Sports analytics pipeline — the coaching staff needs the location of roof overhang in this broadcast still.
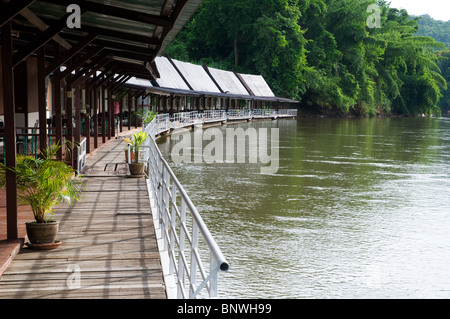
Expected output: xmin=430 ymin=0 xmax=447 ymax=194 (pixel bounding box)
xmin=3 ymin=0 xmax=204 ymax=81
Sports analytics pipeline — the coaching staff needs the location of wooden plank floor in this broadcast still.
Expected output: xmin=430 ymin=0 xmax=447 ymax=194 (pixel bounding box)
xmin=0 ymin=137 xmax=166 ymax=299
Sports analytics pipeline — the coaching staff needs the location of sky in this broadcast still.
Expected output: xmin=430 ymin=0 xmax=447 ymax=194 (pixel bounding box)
xmin=387 ymin=0 xmax=450 ymax=21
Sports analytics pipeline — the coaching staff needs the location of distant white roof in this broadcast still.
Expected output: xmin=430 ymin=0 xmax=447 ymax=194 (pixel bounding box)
xmin=154 ymin=57 xmax=191 ymax=90
xmin=207 ymin=67 xmax=249 ymax=95
xmin=239 ymin=74 xmax=275 ymax=97
xmin=127 ymin=77 xmax=153 ymax=88
xmin=171 ymin=59 xmax=222 ymax=93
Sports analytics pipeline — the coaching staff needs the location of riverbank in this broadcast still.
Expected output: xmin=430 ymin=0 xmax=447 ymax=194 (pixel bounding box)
xmin=295 ymin=103 xmax=447 ymax=118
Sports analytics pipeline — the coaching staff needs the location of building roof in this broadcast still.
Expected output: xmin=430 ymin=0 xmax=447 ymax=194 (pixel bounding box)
xmin=170 ymin=59 xmax=222 ymax=93
xmin=154 ymin=56 xmax=191 ymax=90
xmin=6 ymin=0 xmax=205 ymax=80
xmin=125 ymin=57 xmax=298 ymax=103
xmin=239 ymin=73 xmax=275 ymax=97
xmin=207 ymin=67 xmax=249 ymax=95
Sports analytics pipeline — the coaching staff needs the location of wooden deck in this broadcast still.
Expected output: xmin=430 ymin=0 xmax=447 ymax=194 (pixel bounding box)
xmin=0 ymin=135 xmax=166 ymax=299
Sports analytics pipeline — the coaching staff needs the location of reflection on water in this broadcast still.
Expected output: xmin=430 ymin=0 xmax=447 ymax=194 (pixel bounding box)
xmin=157 ymin=117 xmax=450 ymax=299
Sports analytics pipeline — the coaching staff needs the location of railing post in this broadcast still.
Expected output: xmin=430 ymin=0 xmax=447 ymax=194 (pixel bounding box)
xmin=177 ymin=199 xmax=187 ymax=299
xmin=169 ymin=179 xmax=177 ymax=276
xmin=189 ymin=220 xmax=199 ymax=298
xmin=209 ymin=256 xmax=219 ymax=298
xmin=161 ymin=167 xmax=169 ymax=252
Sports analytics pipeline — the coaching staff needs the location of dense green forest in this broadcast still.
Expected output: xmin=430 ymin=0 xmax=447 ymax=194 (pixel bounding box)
xmin=166 ymin=0 xmax=449 ymax=116
xmin=416 ymin=15 xmax=450 ymax=48
xmin=416 ymin=15 xmax=450 ymax=111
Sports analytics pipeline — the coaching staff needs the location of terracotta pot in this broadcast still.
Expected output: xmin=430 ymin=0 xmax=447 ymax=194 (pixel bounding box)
xmin=125 ymin=150 xmax=135 ymax=162
xmin=129 ymin=163 xmax=145 ymax=176
xmin=26 ymin=221 xmax=59 ymax=245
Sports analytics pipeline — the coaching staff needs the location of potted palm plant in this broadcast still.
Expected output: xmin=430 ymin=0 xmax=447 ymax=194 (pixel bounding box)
xmin=124 ymin=131 xmax=148 ymax=177
xmin=0 ymin=143 xmax=83 ymax=248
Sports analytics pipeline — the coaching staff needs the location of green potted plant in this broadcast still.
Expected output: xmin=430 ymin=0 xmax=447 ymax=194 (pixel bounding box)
xmin=0 ymin=143 xmax=83 ymax=247
xmin=134 ymin=109 xmax=157 ymax=126
xmin=124 ymin=131 xmax=148 ymax=176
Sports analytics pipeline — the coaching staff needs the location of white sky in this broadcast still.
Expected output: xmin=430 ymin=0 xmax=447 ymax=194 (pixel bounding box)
xmin=388 ymin=0 xmax=450 ymax=21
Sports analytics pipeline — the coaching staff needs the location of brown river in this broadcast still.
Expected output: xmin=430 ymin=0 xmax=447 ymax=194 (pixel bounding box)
xmin=157 ymin=117 xmax=450 ymax=298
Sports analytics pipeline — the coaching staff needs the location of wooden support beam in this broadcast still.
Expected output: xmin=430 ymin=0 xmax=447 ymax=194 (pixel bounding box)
xmin=39 ymin=0 xmax=173 ymax=28
xmin=38 ymin=16 xmax=161 ymax=47
xmin=19 ymin=6 xmax=71 ymax=49
xmin=110 ymin=75 xmax=131 ymax=92
xmin=93 ymin=83 xmax=98 ymax=149
xmin=101 ymin=86 xmax=106 ymax=143
xmin=95 ymin=71 xmax=119 ymax=89
xmin=108 ymin=89 xmax=113 ymax=140
xmin=1 ymin=21 xmax=18 ymax=239
xmin=152 ymin=0 xmax=188 ymax=54
xmin=0 ymin=0 xmax=35 ymax=28
xmin=71 ymin=53 xmax=110 ymax=84
xmin=119 ymin=94 xmax=123 ymax=133
xmin=13 ymin=12 xmax=74 ymax=67
xmin=53 ymin=70 xmax=63 ymax=160
xmin=59 ymin=45 xmax=104 ymax=79
xmin=127 ymin=91 xmax=132 ymax=130
xmin=74 ymin=83 xmax=81 ymax=156
xmin=37 ymin=46 xmax=47 ymax=154
xmin=65 ymin=74 xmax=74 ymax=168
xmin=45 ymin=34 xmax=98 ymax=77
xmin=107 ymin=49 xmax=153 ymax=64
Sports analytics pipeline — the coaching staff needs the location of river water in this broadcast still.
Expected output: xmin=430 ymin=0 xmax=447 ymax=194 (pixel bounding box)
xmin=157 ymin=117 xmax=450 ymax=299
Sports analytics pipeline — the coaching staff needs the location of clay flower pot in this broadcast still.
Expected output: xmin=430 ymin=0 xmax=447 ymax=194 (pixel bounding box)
xmin=26 ymin=221 xmax=59 ymax=245
xmin=128 ymin=163 xmax=145 ymax=176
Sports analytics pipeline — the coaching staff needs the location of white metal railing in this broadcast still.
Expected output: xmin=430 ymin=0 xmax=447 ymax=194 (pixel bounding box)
xmin=226 ymin=109 xmax=252 ymax=119
xmin=142 ymin=118 xmax=229 ymax=299
xmin=77 ymin=109 xmax=297 ymax=173
xmin=171 ymin=111 xmax=201 ymax=130
xmin=278 ymin=109 xmax=298 ymax=117
xmin=137 ymin=109 xmax=297 ymax=298
xmin=201 ymin=110 xmax=227 ymax=123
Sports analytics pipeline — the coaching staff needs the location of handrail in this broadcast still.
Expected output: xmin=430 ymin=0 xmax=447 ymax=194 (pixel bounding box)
xmin=117 ymin=108 xmax=298 ymax=297
xmin=142 ymin=116 xmax=229 ymax=299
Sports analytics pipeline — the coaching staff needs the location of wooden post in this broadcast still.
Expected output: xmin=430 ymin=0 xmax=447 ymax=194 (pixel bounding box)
xmin=73 ymin=82 xmax=81 ymax=169
xmin=1 ymin=21 xmax=18 ymax=239
xmin=133 ymin=95 xmax=138 ymax=128
xmin=37 ymin=47 xmax=47 ymax=154
xmin=101 ymin=86 xmax=106 ymax=143
xmin=93 ymin=83 xmax=98 ymax=149
xmin=52 ymin=44 xmax=63 ymax=160
xmin=119 ymin=94 xmax=123 ymax=133
xmin=85 ymin=82 xmax=91 ymax=154
xmin=53 ymin=71 xmax=63 ymax=160
xmin=65 ymin=75 xmax=74 ymax=168
xmin=127 ymin=91 xmax=132 ymax=131
xmin=108 ymin=89 xmax=112 ymax=140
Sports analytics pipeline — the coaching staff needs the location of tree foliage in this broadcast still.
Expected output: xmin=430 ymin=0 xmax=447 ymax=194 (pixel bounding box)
xmin=165 ymin=0 xmax=448 ymax=116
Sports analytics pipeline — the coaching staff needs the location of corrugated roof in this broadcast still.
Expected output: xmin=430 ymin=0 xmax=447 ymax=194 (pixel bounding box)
xmin=239 ymin=74 xmax=275 ymax=97
xmin=171 ymin=59 xmax=222 ymax=93
xmin=15 ymin=0 xmax=205 ymax=80
xmin=207 ymin=68 xmax=249 ymax=95
xmin=154 ymin=57 xmax=191 ymax=90
xmin=125 ymin=58 xmax=298 ymax=103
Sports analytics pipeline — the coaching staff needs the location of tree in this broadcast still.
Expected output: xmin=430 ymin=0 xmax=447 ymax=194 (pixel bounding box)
xmin=165 ymin=0 xmax=448 ymax=116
